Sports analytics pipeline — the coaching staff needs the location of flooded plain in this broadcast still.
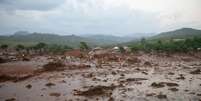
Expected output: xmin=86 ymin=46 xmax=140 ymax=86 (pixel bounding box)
xmin=0 ymin=53 xmax=201 ymax=101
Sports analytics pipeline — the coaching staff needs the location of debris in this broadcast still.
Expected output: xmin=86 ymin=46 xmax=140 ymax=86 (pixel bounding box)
xmin=126 ymin=78 xmax=148 ymax=82
xmin=151 ymin=82 xmax=165 ymax=88
xmin=162 ymin=82 xmax=179 ymax=87
xmin=0 ymin=75 xmax=32 ymax=82
xmin=5 ymin=98 xmax=16 ymax=101
xmin=0 ymin=57 xmax=8 ymax=63
xmin=144 ymin=61 xmax=152 ymax=66
xmin=49 ymin=92 xmax=61 ymax=97
xmin=126 ymin=57 xmax=141 ymax=64
xmin=67 ymin=63 xmax=91 ymax=70
xmin=108 ymin=97 xmax=114 ymax=101
xmin=157 ymin=93 xmax=167 ymax=99
xmin=146 ymin=93 xmax=156 ymax=97
xmin=176 ymin=74 xmax=185 ymax=80
xmin=190 ymin=69 xmax=201 ymax=74
xmin=45 ymin=82 xmax=55 ymax=87
xmin=26 ymin=84 xmax=32 ymax=89
xmin=142 ymin=71 xmax=148 ymax=75
xmin=74 ymin=85 xmax=116 ymax=96
xmin=111 ymin=71 xmax=117 ymax=75
xmin=151 ymin=82 xmax=179 ymax=88
xmin=168 ymin=72 xmax=174 ymax=75
xmin=22 ymin=57 xmax=30 ymax=61
xmin=168 ymin=88 xmax=179 ymax=92
xmin=42 ymin=61 xmax=65 ymax=72
xmin=197 ymin=94 xmax=201 ymax=96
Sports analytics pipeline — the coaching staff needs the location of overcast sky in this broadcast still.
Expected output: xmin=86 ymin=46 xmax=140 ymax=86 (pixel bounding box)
xmin=0 ymin=0 xmax=201 ymax=36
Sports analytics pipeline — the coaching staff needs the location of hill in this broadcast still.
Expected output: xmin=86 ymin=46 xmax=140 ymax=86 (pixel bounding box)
xmin=0 ymin=31 xmax=134 ymax=47
xmin=152 ymin=28 xmax=201 ymax=40
xmin=123 ymin=28 xmax=201 ymax=46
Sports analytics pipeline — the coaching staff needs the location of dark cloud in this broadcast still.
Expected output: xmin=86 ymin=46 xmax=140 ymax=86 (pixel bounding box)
xmin=0 ymin=0 xmax=65 ymax=11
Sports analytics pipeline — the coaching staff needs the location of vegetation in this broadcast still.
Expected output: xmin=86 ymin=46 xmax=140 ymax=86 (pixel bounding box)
xmin=0 ymin=44 xmax=8 ymax=50
xmin=119 ymin=46 xmax=125 ymax=53
xmin=47 ymin=44 xmax=73 ymax=54
xmin=80 ymin=42 xmax=89 ymax=51
xmin=129 ymin=37 xmax=201 ymax=53
xmin=15 ymin=44 xmax=25 ymax=52
xmin=2 ymin=42 xmax=72 ymax=55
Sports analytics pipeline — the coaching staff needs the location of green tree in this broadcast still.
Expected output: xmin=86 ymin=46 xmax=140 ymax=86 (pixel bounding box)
xmin=119 ymin=46 xmax=125 ymax=53
xmin=0 ymin=44 xmax=8 ymax=50
xmin=80 ymin=42 xmax=89 ymax=51
xmin=34 ymin=42 xmax=47 ymax=54
xmin=15 ymin=44 xmax=25 ymax=52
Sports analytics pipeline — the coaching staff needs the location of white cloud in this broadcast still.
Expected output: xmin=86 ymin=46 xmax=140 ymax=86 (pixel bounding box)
xmin=0 ymin=0 xmax=201 ymax=35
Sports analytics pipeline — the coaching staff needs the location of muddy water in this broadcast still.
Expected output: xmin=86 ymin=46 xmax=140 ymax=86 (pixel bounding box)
xmin=0 ymin=55 xmax=201 ymax=101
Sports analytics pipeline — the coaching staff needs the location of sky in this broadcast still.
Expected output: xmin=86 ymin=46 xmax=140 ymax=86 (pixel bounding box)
xmin=0 ymin=0 xmax=201 ymax=36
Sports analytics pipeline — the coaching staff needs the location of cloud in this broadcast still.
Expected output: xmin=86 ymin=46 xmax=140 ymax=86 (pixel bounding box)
xmin=0 ymin=0 xmax=65 ymax=11
xmin=0 ymin=0 xmax=201 ymax=35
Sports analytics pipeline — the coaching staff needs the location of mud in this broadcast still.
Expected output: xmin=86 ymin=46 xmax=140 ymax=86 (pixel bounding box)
xmin=0 ymin=52 xmax=201 ymax=101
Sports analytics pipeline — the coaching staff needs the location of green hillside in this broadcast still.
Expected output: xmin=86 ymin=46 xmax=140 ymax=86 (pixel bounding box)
xmin=152 ymin=28 xmax=201 ymax=40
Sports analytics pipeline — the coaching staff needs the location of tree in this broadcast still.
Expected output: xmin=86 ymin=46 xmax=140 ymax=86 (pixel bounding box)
xmin=0 ymin=44 xmax=8 ymax=50
xmin=15 ymin=44 xmax=25 ymax=52
xmin=34 ymin=42 xmax=47 ymax=54
xmin=140 ymin=38 xmax=146 ymax=50
xmin=140 ymin=38 xmax=146 ymax=45
xmin=35 ymin=42 xmax=47 ymax=49
xmin=119 ymin=46 xmax=125 ymax=53
xmin=80 ymin=42 xmax=89 ymax=51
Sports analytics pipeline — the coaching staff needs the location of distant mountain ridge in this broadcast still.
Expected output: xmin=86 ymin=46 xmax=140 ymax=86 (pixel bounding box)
xmin=123 ymin=28 xmax=201 ymax=46
xmin=0 ymin=31 xmax=135 ymax=47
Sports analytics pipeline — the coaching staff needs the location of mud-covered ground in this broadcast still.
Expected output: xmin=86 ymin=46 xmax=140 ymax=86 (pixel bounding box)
xmin=0 ymin=53 xmax=201 ymax=101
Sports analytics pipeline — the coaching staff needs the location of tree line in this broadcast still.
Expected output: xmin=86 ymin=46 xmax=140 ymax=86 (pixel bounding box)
xmin=129 ymin=37 xmax=201 ymax=53
xmin=0 ymin=42 xmax=90 ymax=54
